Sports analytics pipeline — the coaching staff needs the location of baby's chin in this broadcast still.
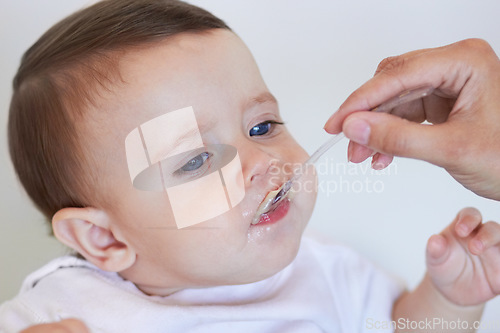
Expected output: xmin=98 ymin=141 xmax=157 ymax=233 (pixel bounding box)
xmin=243 ymin=217 xmax=307 ymax=279
xmin=232 ymin=236 xmax=303 ymax=285
xmin=203 ymin=186 xmax=315 ymax=284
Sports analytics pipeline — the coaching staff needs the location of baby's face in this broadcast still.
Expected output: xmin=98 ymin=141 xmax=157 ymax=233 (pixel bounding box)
xmin=87 ymin=30 xmax=316 ymax=294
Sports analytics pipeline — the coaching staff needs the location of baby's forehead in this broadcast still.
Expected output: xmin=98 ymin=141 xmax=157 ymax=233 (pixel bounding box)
xmin=96 ymin=32 xmax=235 ymax=97
xmin=116 ymin=30 xmax=239 ymax=81
xmin=82 ymin=29 xmax=265 ymax=150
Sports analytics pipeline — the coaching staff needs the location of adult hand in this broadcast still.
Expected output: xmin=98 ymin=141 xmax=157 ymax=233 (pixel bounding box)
xmin=324 ymin=39 xmax=500 ymax=201
xmin=20 ymin=319 xmax=89 ymax=333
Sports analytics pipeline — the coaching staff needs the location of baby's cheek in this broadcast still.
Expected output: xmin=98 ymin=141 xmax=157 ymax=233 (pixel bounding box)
xmin=293 ymin=146 xmax=310 ymax=164
xmin=281 ymin=146 xmax=309 ymax=175
xmin=111 ymin=190 xmax=178 ymax=240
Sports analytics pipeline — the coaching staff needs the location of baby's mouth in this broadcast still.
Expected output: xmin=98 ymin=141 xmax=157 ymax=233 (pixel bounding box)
xmin=252 ymin=182 xmax=293 ymax=225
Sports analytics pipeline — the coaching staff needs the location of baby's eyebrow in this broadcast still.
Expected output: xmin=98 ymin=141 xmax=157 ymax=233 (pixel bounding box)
xmin=245 ymin=92 xmax=278 ymax=111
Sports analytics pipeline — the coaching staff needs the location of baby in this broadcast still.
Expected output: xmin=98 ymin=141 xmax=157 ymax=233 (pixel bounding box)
xmin=2 ymin=1 xmax=499 ymax=332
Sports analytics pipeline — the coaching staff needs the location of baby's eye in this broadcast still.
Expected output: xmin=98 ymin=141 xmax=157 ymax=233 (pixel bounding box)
xmin=249 ymin=121 xmax=283 ymax=137
xmin=179 ymin=152 xmax=212 ymax=172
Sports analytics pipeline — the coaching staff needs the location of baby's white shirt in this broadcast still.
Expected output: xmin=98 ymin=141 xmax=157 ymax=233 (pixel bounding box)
xmin=0 ymin=237 xmax=403 ymax=333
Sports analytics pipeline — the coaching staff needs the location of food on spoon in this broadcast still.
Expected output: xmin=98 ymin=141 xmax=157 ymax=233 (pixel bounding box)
xmin=255 ymin=188 xmax=280 ymax=217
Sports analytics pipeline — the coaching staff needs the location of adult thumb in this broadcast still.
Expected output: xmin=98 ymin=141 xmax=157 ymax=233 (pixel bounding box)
xmin=342 ymin=111 xmax=455 ymax=167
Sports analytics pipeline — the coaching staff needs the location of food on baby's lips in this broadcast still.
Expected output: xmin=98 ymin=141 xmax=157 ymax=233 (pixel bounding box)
xmin=252 ymin=182 xmax=296 ymax=225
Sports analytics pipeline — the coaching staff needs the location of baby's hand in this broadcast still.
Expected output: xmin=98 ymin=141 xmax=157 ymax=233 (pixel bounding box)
xmin=426 ymin=207 xmax=500 ymax=306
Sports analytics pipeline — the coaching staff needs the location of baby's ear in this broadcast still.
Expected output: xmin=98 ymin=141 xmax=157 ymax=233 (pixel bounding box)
xmin=52 ymin=207 xmax=136 ymax=272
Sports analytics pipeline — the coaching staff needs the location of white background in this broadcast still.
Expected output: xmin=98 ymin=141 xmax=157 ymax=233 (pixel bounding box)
xmin=1 ymin=0 xmax=499 ymax=329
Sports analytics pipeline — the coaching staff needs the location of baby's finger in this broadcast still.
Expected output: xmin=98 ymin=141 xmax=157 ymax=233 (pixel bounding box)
xmin=426 ymin=234 xmax=450 ymax=266
xmin=469 ymin=221 xmax=500 ymax=255
xmin=454 ymin=207 xmax=482 ymax=238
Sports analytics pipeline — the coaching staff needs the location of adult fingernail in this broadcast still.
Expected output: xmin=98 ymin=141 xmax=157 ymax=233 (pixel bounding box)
xmin=323 ymin=109 xmax=339 ymax=132
xmin=347 ymin=143 xmax=353 ymax=162
xmin=344 ymin=118 xmax=370 ymax=145
xmin=472 ymin=239 xmax=484 ymax=253
xmin=372 ymin=160 xmax=386 ymax=170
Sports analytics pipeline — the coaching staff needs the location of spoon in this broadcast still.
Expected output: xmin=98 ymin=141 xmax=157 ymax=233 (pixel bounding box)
xmin=259 ymin=86 xmax=435 ymax=215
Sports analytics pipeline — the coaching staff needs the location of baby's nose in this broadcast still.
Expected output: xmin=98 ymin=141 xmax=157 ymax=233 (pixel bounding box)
xmin=239 ymin=145 xmax=279 ymax=185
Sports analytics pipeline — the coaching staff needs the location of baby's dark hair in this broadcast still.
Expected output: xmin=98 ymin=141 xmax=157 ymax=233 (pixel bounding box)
xmin=8 ymin=0 xmax=230 ymax=223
